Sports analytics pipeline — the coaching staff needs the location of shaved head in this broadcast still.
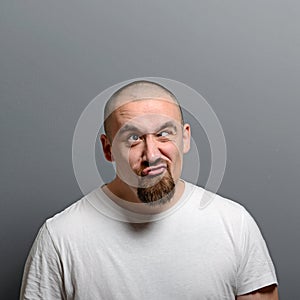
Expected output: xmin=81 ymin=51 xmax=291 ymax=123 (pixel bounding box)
xmin=104 ymin=80 xmax=183 ymax=138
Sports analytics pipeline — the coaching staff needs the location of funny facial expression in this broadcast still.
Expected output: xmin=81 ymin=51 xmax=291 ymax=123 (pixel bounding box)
xmin=101 ymin=98 xmax=191 ymax=205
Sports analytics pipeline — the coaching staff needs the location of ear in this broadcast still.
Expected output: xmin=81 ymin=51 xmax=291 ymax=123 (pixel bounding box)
xmin=100 ymin=134 xmax=114 ymax=162
xmin=182 ymin=123 xmax=191 ymax=154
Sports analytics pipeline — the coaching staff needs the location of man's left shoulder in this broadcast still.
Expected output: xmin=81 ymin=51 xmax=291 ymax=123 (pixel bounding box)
xmin=213 ymin=192 xmax=247 ymax=214
xmin=186 ymin=181 xmax=247 ymax=216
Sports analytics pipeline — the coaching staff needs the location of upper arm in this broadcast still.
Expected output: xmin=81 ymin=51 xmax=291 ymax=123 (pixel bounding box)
xmin=236 ymin=209 xmax=278 ymax=295
xmin=236 ymin=284 xmax=279 ymax=300
xmin=20 ymin=224 xmax=65 ymax=300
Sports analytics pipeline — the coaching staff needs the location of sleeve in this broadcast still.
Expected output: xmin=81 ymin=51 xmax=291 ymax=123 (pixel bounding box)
xmin=20 ymin=223 xmax=66 ymax=300
xmin=236 ymin=208 xmax=278 ymax=296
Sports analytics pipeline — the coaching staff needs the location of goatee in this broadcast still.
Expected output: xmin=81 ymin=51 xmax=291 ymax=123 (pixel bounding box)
xmin=137 ymin=165 xmax=175 ymax=206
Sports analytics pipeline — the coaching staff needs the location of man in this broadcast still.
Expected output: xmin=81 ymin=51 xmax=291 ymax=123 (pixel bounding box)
xmin=20 ymin=80 xmax=278 ymax=299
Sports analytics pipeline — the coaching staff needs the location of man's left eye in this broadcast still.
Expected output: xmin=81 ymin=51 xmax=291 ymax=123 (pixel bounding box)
xmin=158 ymin=131 xmax=169 ymax=137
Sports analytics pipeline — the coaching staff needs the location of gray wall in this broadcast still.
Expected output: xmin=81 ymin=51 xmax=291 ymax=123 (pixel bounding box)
xmin=1 ymin=1 xmax=299 ymax=299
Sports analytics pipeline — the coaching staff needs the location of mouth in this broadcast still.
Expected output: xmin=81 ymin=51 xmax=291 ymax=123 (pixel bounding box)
xmin=141 ymin=164 xmax=167 ymax=176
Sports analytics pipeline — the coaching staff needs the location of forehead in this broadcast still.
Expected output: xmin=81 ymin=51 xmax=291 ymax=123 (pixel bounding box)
xmin=109 ymin=99 xmax=182 ymax=136
xmin=117 ymin=98 xmax=181 ymax=118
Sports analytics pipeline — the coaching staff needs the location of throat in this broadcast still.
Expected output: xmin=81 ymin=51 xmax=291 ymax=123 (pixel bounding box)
xmin=102 ymin=178 xmax=185 ymax=215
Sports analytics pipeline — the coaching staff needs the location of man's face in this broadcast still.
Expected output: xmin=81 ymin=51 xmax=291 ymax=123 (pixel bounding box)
xmin=102 ymin=98 xmax=190 ymax=205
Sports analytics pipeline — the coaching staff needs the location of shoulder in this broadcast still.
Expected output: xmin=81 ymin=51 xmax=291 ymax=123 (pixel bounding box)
xmin=186 ymin=181 xmax=247 ymax=218
xmin=44 ymin=188 xmax=103 ymax=239
xmin=183 ymin=182 xmax=260 ymax=239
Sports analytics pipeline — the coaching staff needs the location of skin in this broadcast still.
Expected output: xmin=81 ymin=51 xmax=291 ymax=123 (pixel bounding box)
xmin=101 ymin=90 xmax=279 ymax=298
xmin=101 ymin=97 xmax=191 ymax=213
xmin=236 ymin=284 xmax=278 ymax=299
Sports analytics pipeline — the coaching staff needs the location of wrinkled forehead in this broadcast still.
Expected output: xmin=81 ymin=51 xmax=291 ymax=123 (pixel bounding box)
xmin=114 ymin=98 xmax=182 ymax=122
xmin=107 ymin=98 xmax=183 ymax=139
xmin=105 ymin=95 xmax=179 ymax=119
xmin=116 ymin=112 xmax=180 ymax=136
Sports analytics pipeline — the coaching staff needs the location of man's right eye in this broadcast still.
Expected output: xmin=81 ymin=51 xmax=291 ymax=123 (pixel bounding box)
xmin=128 ymin=134 xmax=140 ymax=142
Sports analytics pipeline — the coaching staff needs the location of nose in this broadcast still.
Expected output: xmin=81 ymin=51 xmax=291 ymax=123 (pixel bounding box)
xmin=142 ymin=134 xmax=161 ymax=164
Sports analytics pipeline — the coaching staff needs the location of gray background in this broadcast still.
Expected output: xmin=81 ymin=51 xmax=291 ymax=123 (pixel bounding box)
xmin=1 ymin=0 xmax=299 ymax=299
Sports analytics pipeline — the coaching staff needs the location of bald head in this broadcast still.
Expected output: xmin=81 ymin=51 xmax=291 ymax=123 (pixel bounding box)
xmin=104 ymin=80 xmax=183 ymax=138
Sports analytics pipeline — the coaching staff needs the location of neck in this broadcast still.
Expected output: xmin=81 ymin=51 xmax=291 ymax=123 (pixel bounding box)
xmin=103 ymin=176 xmax=185 ymax=214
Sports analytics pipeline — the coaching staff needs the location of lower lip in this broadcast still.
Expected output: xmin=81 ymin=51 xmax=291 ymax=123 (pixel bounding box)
xmin=146 ymin=167 xmax=166 ymax=176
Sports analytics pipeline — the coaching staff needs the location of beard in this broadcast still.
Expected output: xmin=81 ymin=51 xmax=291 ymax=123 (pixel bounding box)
xmin=137 ymin=164 xmax=175 ymax=206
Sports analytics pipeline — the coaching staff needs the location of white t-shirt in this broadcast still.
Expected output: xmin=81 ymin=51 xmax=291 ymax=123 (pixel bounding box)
xmin=20 ymin=182 xmax=278 ymax=299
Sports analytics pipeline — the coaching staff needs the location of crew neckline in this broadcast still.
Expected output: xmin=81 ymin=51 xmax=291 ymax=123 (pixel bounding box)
xmin=87 ymin=180 xmax=199 ymax=223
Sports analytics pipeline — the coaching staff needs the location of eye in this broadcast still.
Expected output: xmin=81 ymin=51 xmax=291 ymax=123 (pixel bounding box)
xmin=158 ymin=131 xmax=170 ymax=137
xmin=128 ymin=134 xmax=141 ymax=142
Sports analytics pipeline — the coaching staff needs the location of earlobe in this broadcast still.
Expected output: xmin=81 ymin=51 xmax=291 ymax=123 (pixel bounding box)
xmin=183 ymin=124 xmax=191 ymax=154
xmin=100 ymin=134 xmax=114 ymax=162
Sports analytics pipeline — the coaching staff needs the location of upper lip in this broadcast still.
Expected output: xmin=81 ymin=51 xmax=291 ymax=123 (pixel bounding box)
xmin=141 ymin=164 xmax=167 ymax=176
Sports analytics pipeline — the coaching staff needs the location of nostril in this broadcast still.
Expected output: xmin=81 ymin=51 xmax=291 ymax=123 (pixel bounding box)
xmin=142 ymin=161 xmax=150 ymax=168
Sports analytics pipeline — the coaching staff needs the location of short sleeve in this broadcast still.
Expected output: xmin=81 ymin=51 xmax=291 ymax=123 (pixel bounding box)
xmin=20 ymin=223 xmax=65 ymax=300
xmin=236 ymin=208 xmax=278 ymax=296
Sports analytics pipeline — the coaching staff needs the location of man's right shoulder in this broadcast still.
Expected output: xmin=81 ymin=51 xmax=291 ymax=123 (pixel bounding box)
xmin=44 ymin=188 xmax=103 ymax=237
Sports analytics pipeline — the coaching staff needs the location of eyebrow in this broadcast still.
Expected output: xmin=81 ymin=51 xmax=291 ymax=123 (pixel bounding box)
xmin=118 ymin=121 xmax=178 ymax=136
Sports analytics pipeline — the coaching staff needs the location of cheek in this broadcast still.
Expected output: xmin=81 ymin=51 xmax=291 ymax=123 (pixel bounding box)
xmin=113 ymin=142 xmax=144 ymax=170
xmin=162 ymin=140 xmax=183 ymax=160
xmin=128 ymin=147 xmax=143 ymax=169
xmin=112 ymin=144 xmax=130 ymax=165
xmin=164 ymin=143 xmax=184 ymax=173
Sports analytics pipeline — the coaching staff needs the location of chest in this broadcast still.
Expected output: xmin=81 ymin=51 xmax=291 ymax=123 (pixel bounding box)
xmin=62 ymin=219 xmax=238 ymax=299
